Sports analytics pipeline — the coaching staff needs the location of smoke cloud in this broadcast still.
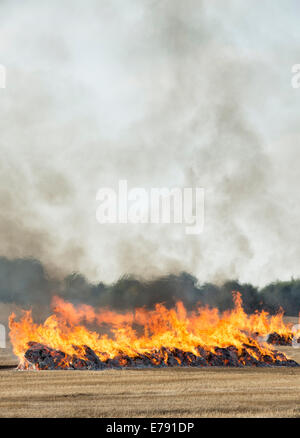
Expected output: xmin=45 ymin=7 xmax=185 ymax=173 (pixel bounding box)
xmin=0 ymin=0 xmax=300 ymax=303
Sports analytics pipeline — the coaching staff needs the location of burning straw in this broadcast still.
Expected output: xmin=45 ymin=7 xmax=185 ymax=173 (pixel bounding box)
xmin=9 ymin=292 xmax=300 ymax=370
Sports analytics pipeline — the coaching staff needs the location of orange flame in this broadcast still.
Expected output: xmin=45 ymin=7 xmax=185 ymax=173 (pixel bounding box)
xmin=8 ymin=292 xmax=296 ymax=368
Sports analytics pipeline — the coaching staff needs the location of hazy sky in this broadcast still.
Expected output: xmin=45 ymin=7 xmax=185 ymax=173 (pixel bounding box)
xmin=1 ymin=0 xmax=300 ymax=286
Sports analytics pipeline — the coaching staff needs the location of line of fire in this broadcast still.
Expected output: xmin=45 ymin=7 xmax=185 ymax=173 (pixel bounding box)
xmin=8 ymin=292 xmax=300 ymax=370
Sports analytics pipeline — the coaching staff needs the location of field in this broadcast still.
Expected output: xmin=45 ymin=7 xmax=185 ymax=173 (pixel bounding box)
xmin=0 ymin=347 xmax=300 ymax=418
xmin=1 ymin=315 xmax=300 ymax=418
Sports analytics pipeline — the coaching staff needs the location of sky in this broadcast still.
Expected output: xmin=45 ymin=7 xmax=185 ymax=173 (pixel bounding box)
xmin=1 ymin=0 xmax=300 ymax=287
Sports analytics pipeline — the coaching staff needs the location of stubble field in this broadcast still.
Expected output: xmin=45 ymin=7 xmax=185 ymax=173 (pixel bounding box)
xmin=0 ymin=347 xmax=300 ymax=418
xmin=1 ymin=316 xmax=299 ymax=418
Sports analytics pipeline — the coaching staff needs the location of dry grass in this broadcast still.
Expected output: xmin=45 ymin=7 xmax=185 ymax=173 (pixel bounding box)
xmin=0 ymin=356 xmax=300 ymax=417
xmin=0 ymin=315 xmax=299 ymax=418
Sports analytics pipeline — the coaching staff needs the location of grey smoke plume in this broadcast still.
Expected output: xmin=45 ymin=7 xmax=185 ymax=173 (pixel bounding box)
xmin=0 ymin=0 xmax=300 ymax=292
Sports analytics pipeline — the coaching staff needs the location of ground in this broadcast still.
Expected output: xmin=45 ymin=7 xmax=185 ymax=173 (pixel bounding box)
xmin=0 ymin=347 xmax=300 ymax=418
xmin=0 ymin=316 xmax=299 ymax=418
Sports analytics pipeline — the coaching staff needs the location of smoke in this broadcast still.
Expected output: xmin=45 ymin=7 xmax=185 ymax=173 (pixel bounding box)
xmin=0 ymin=0 xmax=300 ymax=298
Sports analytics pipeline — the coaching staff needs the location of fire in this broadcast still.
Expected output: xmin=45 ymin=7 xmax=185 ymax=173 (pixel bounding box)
xmin=8 ymin=292 xmax=299 ymax=369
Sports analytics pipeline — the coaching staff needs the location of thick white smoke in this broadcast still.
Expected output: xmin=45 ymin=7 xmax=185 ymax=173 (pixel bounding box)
xmin=0 ymin=0 xmax=300 ymax=287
